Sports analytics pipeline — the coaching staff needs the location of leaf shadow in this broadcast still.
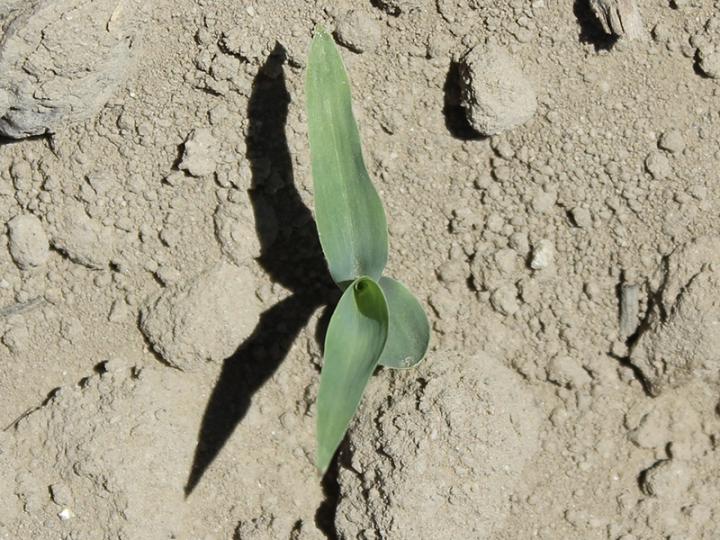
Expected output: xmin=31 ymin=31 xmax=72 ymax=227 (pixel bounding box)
xmin=185 ymin=44 xmax=337 ymax=496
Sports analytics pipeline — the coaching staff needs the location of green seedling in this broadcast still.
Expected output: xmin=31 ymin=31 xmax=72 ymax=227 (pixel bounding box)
xmin=306 ymin=28 xmax=431 ymax=473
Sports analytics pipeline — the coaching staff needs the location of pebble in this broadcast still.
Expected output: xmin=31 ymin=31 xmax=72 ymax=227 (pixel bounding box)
xmin=57 ymin=508 xmax=74 ymax=521
xmin=532 ymin=190 xmax=556 ymax=213
xmin=50 ymin=483 xmax=72 ymax=506
xmin=155 ymin=265 xmax=181 ymax=286
xmin=7 ymin=214 xmax=49 ymax=270
xmin=179 ymin=128 xmax=219 ymax=177
xmin=570 ymin=206 xmax=592 ymax=228
xmin=436 ymin=260 xmax=467 ymax=284
xmin=658 ymin=129 xmax=685 ymax=153
xmin=530 ymin=239 xmax=554 ymax=270
xmin=641 ymin=460 xmax=691 ymax=498
xmin=698 ymin=46 xmax=720 ymax=79
xmin=645 ymin=151 xmax=671 ymax=180
xmin=459 ymin=43 xmax=537 ymax=136
xmin=334 ymin=10 xmax=382 ymax=53
xmin=491 ymin=284 xmax=520 ymax=316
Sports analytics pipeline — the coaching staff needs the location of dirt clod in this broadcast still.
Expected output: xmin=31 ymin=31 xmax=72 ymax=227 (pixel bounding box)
xmin=6 ymin=214 xmax=49 ymax=269
xmin=139 ymin=261 xmax=260 ymax=370
xmin=459 ymin=44 xmax=537 ymax=136
xmin=336 ymin=353 xmax=540 ymax=539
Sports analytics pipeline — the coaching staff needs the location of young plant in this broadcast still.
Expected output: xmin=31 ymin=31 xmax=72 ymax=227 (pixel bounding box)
xmin=306 ymin=28 xmax=431 ymax=473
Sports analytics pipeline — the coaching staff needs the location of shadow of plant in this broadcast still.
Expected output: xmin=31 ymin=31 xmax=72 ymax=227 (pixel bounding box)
xmin=185 ymin=44 xmax=337 ymax=496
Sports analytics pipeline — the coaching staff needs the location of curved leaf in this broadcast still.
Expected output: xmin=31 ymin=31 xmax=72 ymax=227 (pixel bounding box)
xmin=316 ymin=276 xmax=388 ymax=473
xmin=306 ymin=27 xmax=388 ymax=286
xmin=378 ymin=277 xmax=430 ymax=369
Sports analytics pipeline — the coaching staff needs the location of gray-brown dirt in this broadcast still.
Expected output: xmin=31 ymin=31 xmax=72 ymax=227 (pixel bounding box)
xmin=1 ymin=0 xmax=719 ymax=539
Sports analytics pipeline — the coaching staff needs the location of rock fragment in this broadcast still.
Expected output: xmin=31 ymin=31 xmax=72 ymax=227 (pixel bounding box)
xmin=179 ymin=128 xmax=219 ymax=177
xmin=641 ymin=460 xmax=691 ymax=498
xmin=491 ymin=285 xmax=520 ymax=316
xmin=139 ymin=261 xmax=261 ymax=370
xmin=645 ymin=151 xmax=671 ymax=180
xmin=334 ymin=11 xmax=382 ymax=53
xmin=0 ymin=0 xmax=143 ymax=138
xmin=530 ymin=239 xmax=554 ymax=270
xmin=459 ymin=44 xmax=537 ymax=136
xmin=619 ymin=283 xmax=640 ymax=338
xmin=697 ymin=47 xmax=720 ymax=79
xmin=570 ymin=206 xmax=593 ymax=228
xmin=589 ymin=0 xmax=645 ymax=40
xmin=658 ymin=129 xmax=685 ymax=154
xmin=6 ymin=214 xmax=49 ymax=270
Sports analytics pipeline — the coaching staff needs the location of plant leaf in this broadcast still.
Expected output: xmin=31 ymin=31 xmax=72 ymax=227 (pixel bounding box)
xmin=377 ymin=277 xmax=430 ymax=369
xmin=306 ymin=27 xmax=388 ymax=286
xmin=316 ymin=276 xmax=388 ymax=473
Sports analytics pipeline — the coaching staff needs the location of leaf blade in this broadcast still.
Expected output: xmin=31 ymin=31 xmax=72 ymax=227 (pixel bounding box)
xmin=316 ymin=276 xmax=389 ymax=473
xmin=306 ymin=27 xmax=388 ymax=285
xmin=378 ymin=277 xmax=430 ymax=369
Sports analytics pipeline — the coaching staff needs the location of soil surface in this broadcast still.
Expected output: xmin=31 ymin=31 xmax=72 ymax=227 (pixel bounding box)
xmin=1 ymin=1 xmax=719 ymax=539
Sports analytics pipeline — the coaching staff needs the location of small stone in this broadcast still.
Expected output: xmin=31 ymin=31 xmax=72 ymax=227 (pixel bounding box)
xmin=645 ymin=151 xmax=671 ymax=180
xmin=490 ymin=285 xmax=520 ymax=316
xmin=546 ymin=355 xmax=591 ymax=388
xmin=58 ymin=508 xmax=74 ymax=521
xmin=7 ymin=214 xmax=49 ymax=269
xmin=641 ymin=460 xmax=691 ymax=498
xmin=155 ymin=265 xmax=181 ymax=286
xmin=334 ymin=11 xmax=382 ymax=53
xmin=179 ymin=128 xmax=219 ymax=177
xmin=658 ymin=129 xmax=685 ymax=153
xmin=532 ymin=190 xmax=556 ymax=213
xmin=570 ymin=207 xmax=592 ymax=228
xmin=698 ymin=47 xmax=720 ymax=79
xmin=2 ymin=325 xmax=30 ymax=354
xmin=530 ymin=239 xmax=554 ymax=270
xmin=50 ymin=483 xmax=72 ymax=506
xmin=459 ymin=43 xmax=537 ymax=136
xmin=436 ymin=260 xmax=466 ymax=284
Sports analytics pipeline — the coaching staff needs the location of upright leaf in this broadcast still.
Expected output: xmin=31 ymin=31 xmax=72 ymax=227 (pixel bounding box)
xmin=316 ymin=276 xmax=389 ymax=473
xmin=306 ymin=28 xmax=388 ymax=286
xmin=378 ymin=277 xmax=430 ymax=369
